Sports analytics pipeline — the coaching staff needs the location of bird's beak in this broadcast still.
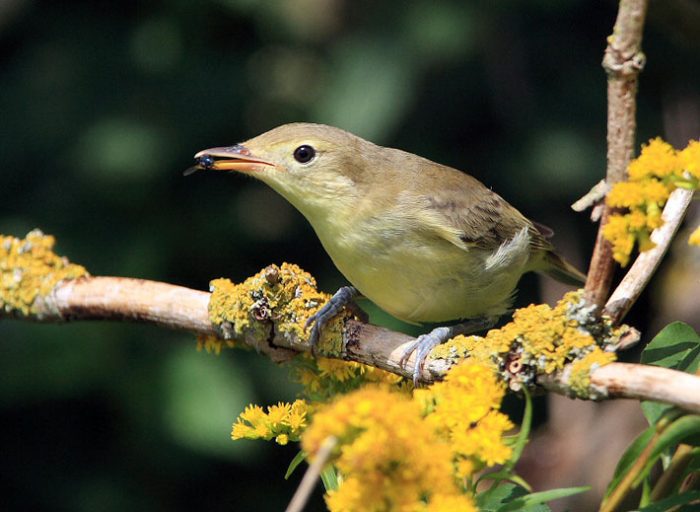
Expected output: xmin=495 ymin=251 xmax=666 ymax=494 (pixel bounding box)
xmin=189 ymin=144 xmax=275 ymax=175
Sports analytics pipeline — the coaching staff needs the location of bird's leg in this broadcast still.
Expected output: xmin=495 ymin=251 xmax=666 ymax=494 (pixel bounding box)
xmin=305 ymin=286 xmax=359 ymax=352
xmin=399 ymin=317 xmax=498 ymax=385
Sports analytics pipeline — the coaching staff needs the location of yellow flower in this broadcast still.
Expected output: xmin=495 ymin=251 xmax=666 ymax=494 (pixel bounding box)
xmin=302 ymin=385 xmax=472 ymax=512
xmin=604 ymin=138 xmax=700 ymax=266
xmin=627 ymin=137 xmax=678 ymax=180
xmin=239 ymin=404 xmax=266 ymax=424
xmin=292 ymin=354 xmax=403 ymax=401
xmin=231 ymin=399 xmax=309 ymax=444
xmin=603 ymin=215 xmax=635 ymax=266
xmin=424 ymin=493 xmax=477 ymax=511
xmin=267 ymin=402 xmax=292 ymax=427
xmin=285 ymin=400 xmax=308 ymax=431
xmin=607 ymin=181 xmax=648 ymax=208
xmin=689 ymin=226 xmax=700 ymax=247
xmin=421 ymin=362 xmax=513 ymax=470
xmin=679 ymin=139 xmax=700 ymax=179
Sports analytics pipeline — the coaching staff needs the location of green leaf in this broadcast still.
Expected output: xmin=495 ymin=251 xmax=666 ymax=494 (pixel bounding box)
xmin=684 ymin=447 xmax=700 ymax=474
xmin=478 ymin=470 xmax=532 ymax=492
xmin=638 ymin=490 xmax=700 ymax=512
xmin=633 ymin=415 xmax=700 ymax=487
xmin=640 ymin=323 xmax=700 ymax=425
xmin=477 ymin=483 xmax=527 ymax=512
xmin=284 ymin=450 xmax=307 ymax=480
xmin=605 ymin=424 xmax=656 ymax=497
xmin=641 ymin=322 xmax=700 ymax=371
xmin=639 ymin=477 xmax=652 ymax=508
xmin=497 ymin=486 xmax=590 ymax=511
xmin=506 ymin=387 xmax=533 ymax=471
xmin=320 ymin=465 xmax=339 ymax=491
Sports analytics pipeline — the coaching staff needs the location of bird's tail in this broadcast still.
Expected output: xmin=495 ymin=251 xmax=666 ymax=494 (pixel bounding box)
xmin=539 ymin=251 xmax=587 ymax=286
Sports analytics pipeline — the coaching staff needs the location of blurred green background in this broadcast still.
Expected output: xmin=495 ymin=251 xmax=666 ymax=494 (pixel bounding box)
xmin=1 ymin=1 xmax=698 ymax=510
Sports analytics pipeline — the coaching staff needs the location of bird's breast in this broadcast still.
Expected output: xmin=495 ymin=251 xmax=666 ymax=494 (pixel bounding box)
xmin=307 ymin=210 xmax=529 ymax=323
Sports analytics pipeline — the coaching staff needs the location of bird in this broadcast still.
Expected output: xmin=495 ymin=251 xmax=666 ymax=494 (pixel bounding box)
xmin=191 ymin=123 xmax=586 ymax=382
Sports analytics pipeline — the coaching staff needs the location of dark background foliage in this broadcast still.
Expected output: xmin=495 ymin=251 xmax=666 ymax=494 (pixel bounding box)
xmin=1 ymin=1 xmax=698 ymax=510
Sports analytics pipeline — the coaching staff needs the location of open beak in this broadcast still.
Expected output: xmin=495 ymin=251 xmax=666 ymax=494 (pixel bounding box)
xmin=186 ymin=144 xmax=275 ymax=175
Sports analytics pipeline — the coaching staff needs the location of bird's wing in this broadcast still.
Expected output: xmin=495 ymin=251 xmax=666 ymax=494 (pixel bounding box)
xmin=407 ymin=183 xmax=552 ymax=254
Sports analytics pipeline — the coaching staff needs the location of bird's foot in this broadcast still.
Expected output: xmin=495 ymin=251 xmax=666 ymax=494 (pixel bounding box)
xmin=399 ymin=317 xmax=498 ymax=385
xmin=305 ymin=286 xmax=358 ymax=353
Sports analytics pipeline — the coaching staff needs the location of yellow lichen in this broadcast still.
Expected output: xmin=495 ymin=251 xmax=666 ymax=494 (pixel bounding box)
xmin=569 ymin=349 xmax=617 ymax=396
xmin=207 ymin=263 xmax=351 ymax=354
xmin=429 ymin=291 xmax=618 ymax=395
xmin=0 ymin=229 xmax=88 ymax=317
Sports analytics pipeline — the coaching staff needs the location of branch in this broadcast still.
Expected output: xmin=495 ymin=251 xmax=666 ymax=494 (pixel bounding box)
xmin=584 ymin=0 xmax=649 ymax=309
xmin=9 ymin=274 xmax=700 ymax=414
xmin=604 ymin=188 xmax=695 ymax=324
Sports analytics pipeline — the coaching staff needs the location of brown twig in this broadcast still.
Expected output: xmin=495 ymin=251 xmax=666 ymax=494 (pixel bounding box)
xmin=604 ymin=188 xmax=695 ymax=324
xmin=584 ymin=0 xmax=649 ymax=309
xmin=13 ymin=274 xmax=700 ymax=414
xmin=286 ymin=437 xmax=337 ymax=512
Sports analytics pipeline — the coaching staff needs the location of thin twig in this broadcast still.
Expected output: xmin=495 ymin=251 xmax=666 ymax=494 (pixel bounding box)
xmin=604 ymin=188 xmax=695 ymax=324
xmin=286 ymin=437 xmax=337 ymax=512
xmin=584 ymin=0 xmax=649 ymax=309
xmin=572 ymin=179 xmax=610 ymax=219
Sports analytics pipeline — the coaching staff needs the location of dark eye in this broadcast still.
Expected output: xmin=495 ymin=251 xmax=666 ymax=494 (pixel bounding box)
xmin=293 ymin=145 xmax=316 ymax=164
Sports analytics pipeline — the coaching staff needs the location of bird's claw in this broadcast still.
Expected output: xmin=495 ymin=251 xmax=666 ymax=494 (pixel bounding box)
xmin=399 ymin=327 xmax=454 ymax=386
xmin=399 ymin=318 xmax=498 ymax=386
xmin=305 ymin=286 xmax=357 ymax=353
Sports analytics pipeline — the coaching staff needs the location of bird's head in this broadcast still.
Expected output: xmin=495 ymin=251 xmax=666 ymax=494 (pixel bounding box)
xmin=192 ymin=123 xmax=374 ymax=215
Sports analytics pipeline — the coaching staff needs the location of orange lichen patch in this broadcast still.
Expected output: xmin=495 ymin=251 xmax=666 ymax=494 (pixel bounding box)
xmin=0 ymin=229 xmax=88 ymax=317
xmin=429 ymin=291 xmax=619 ymax=396
xmin=569 ymin=349 xmax=617 ymax=396
xmin=207 ymin=263 xmax=350 ymax=354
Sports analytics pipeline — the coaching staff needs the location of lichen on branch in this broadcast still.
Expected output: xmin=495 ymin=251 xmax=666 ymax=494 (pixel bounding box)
xmin=203 ymin=262 xmax=352 ymax=356
xmin=428 ymin=291 xmax=625 ymax=398
xmin=0 ymin=229 xmax=88 ymax=318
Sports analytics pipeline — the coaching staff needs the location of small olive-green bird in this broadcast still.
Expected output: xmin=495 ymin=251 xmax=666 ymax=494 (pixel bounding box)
xmin=192 ymin=123 xmax=585 ymax=381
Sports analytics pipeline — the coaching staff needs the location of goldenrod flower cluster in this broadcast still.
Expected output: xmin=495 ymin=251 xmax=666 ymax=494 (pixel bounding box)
xmin=415 ymin=361 xmax=513 ymax=473
xmin=231 ymin=399 xmax=309 ymax=446
xmin=301 ymin=385 xmax=477 ymax=512
xmin=293 ymin=354 xmax=405 ymax=402
xmin=1 ymin=229 xmax=88 ymax=316
xmin=690 ymin=226 xmax=700 ymax=247
xmin=603 ymin=138 xmax=700 ymax=266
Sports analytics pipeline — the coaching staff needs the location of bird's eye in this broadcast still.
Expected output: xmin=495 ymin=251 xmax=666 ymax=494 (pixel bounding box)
xmin=293 ymin=145 xmax=316 ymax=164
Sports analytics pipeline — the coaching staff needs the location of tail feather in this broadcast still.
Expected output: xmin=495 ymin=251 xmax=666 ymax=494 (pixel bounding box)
xmin=540 ymin=251 xmax=587 ymax=286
